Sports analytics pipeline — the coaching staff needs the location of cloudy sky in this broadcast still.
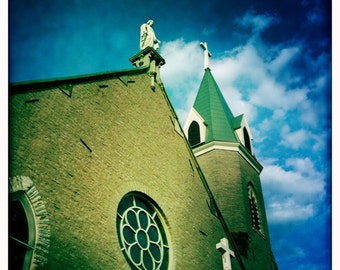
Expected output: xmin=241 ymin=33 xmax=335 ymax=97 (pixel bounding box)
xmin=8 ymin=0 xmax=332 ymax=269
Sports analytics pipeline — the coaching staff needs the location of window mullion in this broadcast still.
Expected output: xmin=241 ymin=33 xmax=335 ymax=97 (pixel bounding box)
xmin=9 ymin=235 xmax=35 ymax=250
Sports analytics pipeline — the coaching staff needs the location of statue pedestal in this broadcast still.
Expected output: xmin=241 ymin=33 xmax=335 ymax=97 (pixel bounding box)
xmin=129 ymin=47 xmax=165 ymax=90
xmin=129 ymin=47 xmax=165 ymax=68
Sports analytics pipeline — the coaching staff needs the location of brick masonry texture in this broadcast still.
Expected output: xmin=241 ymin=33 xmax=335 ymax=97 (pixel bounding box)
xmin=196 ymin=149 xmax=276 ymax=269
xmin=10 ymin=73 xmax=230 ymax=269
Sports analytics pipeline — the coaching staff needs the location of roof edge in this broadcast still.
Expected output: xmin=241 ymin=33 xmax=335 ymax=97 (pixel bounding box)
xmin=9 ymin=66 xmax=149 ymax=93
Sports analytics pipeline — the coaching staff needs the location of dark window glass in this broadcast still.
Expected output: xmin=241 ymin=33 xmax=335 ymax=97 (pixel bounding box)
xmin=243 ymin=127 xmax=251 ymax=152
xmin=117 ymin=194 xmax=169 ymax=270
xmin=9 ymin=199 xmax=30 ymax=270
xmin=188 ymin=121 xmax=200 ymax=146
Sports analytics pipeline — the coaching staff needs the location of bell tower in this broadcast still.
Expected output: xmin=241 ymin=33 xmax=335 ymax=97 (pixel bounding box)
xmin=183 ymin=42 xmax=277 ymax=269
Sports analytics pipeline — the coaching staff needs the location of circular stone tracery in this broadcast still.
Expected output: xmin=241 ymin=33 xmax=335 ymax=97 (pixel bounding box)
xmin=117 ymin=194 xmax=169 ymax=270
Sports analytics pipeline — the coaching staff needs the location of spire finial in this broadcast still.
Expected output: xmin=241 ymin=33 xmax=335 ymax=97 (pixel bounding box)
xmin=200 ymin=42 xmax=212 ymax=70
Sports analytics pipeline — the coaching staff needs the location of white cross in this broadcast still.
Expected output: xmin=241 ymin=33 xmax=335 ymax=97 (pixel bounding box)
xmin=200 ymin=42 xmax=212 ymax=70
xmin=216 ymin=238 xmax=235 ymax=270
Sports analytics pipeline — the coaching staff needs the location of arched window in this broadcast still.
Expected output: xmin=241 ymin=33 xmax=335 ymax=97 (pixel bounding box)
xmin=188 ymin=121 xmax=200 ymax=146
xmin=116 ymin=193 xmax=170 ymax=270
xmin=243 ymin=127 xmax=251 ymax=153
xmin=9 ymin=176 xmax=50 ymax=269
xmin=9 ymin=192 xmax=36 ymax=270
xmin=248 ymin=184 xmax=261 ymax=232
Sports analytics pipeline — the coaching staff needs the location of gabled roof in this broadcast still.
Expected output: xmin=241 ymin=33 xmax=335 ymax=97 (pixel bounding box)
xmin=193 ymin=68 xmax=238 ymax=143
xmin=232 ymin=114 xmax=244 ymax=130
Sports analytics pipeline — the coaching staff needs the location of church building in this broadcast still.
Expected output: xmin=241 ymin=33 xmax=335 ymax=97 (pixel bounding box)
xmin=9 ymin=27 xmax=277 ymax=269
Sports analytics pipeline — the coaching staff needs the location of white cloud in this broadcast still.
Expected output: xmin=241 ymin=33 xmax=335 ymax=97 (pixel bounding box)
xmin=297 ymin=74 xmax=330 ymax=128
xmin=268 ymin=199 xmax=314 ymax=223
xmin=311 ymin=131 xmax=328 ymax=152
xmin=278 ymin=123 xmax=327 ymax=152
xmin=234 ymin=9 xmax=278 ymax=35
xmin=279 ymin=125 xmax=309 ymax=149
xmin=268 ymin=46 xmax=300 ymax=75
xmin=159 ymin=11 xmax=330 ymax=229
xmin=212 ymin=42 xmax=309 ymax=115
xmin=261 ymin=164 xmax=325 ymax=200
xmin=258 ymin=118 xmax=271 ymax=132
xmin=160 ymin=38 xmax=203 ymax=90
xmin=298 ymin=100 xmax=318 ymax=126
xmin=285 ymin=157 xmax=315 ymax=175
xmin=272 ymin=109 xmax=285 ymax=120
xmin=160 ymin=39 xmax=203 ymax=124
xmin=261 ymin=157 xmax=326 ymax=223
xmin=217 ymin=44 xmax=267 ymax=83
xmin=160 ymin=26 xmax=327 ymax=130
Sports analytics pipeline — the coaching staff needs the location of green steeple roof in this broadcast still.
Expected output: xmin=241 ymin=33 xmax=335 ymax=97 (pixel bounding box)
xmin=193 ymin=68 xmax=238 ymax=143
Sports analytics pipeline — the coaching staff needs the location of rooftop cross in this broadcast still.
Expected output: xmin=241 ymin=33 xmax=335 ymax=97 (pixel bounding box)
xmin=200 ymin=42 xmax=212 ymax=70
xmin=216 ymin=238 xmax=235 ymax=270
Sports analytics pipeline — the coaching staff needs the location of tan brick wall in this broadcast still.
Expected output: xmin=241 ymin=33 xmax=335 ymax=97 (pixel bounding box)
xmin=10 ymin=73 xmax=230 ymax=269
xmin=196 ymin=149 xmax=275 ymax=269
xmin=196 ymin=150 xmax=247 ymax=231
xmin=238 ymin=155 xmax=274 ymax=270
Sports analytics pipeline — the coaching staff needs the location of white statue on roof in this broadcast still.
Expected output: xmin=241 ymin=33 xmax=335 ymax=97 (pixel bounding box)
xmin=140 ymin=19 xmax=160 ymax=51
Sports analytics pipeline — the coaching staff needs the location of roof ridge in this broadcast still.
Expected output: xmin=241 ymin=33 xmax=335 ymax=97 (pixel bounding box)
xmin=9 ymin=66 xmax=149 ymax=93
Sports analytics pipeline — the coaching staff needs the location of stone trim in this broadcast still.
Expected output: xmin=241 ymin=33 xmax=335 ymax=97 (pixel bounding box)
xmin=193 ymin=141 xmax=263 ymax=173
xmin=9 ymin=176 xmax=50 ymax=269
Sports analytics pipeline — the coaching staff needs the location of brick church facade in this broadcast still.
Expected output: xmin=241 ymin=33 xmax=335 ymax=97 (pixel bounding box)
xmin=9 ymin=47 xmax=277 ymax=269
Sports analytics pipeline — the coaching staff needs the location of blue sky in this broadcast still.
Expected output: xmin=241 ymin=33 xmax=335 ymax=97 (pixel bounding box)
xmin=8 ymin=0 xmax=332 ymax=269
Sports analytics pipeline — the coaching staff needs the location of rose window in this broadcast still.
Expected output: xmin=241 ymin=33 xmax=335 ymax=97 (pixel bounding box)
xmin=117 ymin=194 xmax=169 ymax=270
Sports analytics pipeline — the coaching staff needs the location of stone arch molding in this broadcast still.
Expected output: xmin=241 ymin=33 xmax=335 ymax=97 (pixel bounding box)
xmin=9 ymin=175 xmax=50 ymax=269
xmin=183 ymin=107 xmax=207 ymax=145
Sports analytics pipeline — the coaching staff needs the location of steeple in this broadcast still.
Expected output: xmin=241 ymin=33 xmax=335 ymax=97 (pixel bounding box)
xmin=184 ymin=42 xmax=252 ymax=152
xmin=183 ymin=42 xmax=255 ymax=156
xmin=193 ymin=68 xmax=238 ymax=143
xmin=183 ymin=43 xmax=277 ymax=269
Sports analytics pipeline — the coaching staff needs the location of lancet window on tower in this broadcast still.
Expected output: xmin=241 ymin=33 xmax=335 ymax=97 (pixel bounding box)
xmin=243 ymin=127 xmax=252 ymax=153
xmin=188 ymin=121 xmax=201 ymax=147
xmin=248 ymin=184 xmax=261 ymax=232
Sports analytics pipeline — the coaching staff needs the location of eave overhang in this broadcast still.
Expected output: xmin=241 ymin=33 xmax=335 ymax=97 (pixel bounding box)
xmin=9 ymin=66 xmax=149 ymax=94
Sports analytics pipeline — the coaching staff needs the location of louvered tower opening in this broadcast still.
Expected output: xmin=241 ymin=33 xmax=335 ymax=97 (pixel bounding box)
xmin=249 ymin=196 xmax=261 ymax=231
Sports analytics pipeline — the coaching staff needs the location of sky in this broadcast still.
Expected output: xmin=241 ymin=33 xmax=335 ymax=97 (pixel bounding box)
xmin=7 ymin=0 xmax=333 ymax=269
